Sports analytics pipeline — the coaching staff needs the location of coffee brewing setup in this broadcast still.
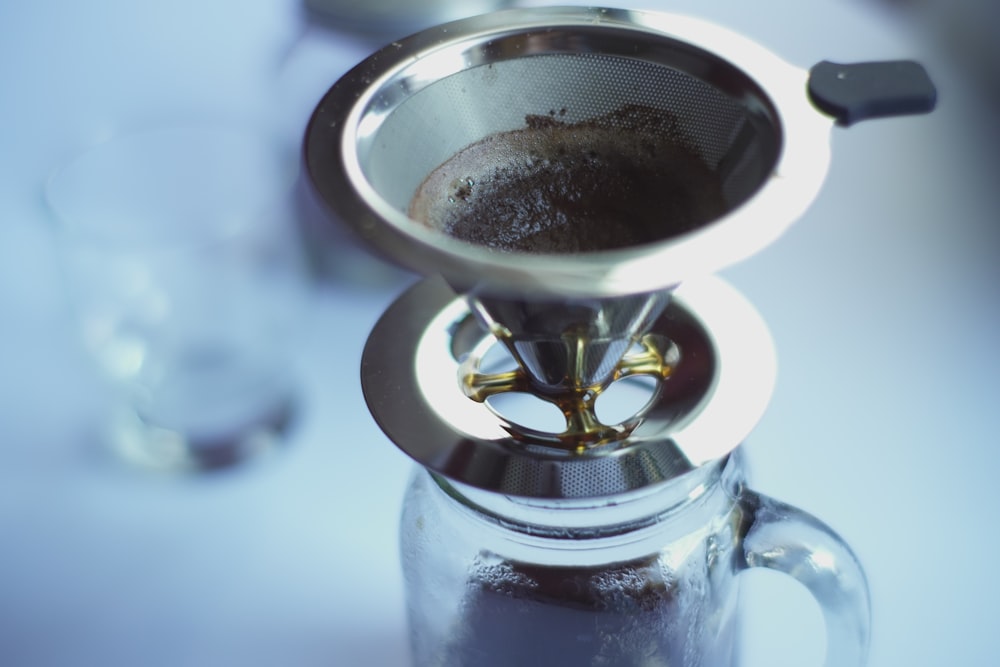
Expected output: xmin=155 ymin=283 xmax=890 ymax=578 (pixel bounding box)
xmin=305 ymin=7 xmax=935 ymax=665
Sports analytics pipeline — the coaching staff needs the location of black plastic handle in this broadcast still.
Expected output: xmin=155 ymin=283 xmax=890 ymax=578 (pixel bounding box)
xmin=808 ymin=60 xmax=937 ymax=126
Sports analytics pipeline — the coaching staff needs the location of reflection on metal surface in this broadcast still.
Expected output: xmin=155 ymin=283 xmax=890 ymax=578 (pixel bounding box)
xmin=305 ymin=6 xmax=833 ymax=299
xmin=362 ymin=276 xmax=776 ymax=499
xmin=460 ymin=330 xmax=678 ymax=452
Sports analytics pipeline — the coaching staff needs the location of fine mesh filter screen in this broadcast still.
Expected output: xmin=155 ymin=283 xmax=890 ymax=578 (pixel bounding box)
xmin=362 ymin=52 xmax=781 ymax=229
xmin=483 ymin=432 xmax=694 ymax=498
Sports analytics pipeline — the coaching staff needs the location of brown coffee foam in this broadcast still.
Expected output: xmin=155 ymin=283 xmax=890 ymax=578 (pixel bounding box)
xmin=408 ymin=105 xmax=726 ymax=253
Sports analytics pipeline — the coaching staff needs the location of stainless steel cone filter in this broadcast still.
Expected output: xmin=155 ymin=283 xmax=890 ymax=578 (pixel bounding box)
xmin=307 ymin=6 xmax=936 ymax=492
xmin=305 ymin=8 xmax=837 ymax=291
xmin=305 ymin=7 xmax=833 ymax=391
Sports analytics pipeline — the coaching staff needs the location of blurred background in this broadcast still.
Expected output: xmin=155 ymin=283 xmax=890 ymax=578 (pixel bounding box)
xmin=0 ymin=0 xmax=997 ymax=665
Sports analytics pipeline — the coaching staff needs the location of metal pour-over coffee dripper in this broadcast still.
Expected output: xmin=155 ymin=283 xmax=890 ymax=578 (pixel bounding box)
xmin=305 ymin=7 xmax=935 ymax=495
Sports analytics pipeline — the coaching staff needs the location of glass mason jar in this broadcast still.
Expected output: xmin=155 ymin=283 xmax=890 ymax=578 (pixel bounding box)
xmin=400 ymin=449 xmax=870 ymax=667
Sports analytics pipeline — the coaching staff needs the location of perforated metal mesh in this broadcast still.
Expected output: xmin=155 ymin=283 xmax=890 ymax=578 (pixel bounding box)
xmin=364 ymin=52 xmax=779 ymax=218
xmin=491 ymin=442 xmax=695 ymax=499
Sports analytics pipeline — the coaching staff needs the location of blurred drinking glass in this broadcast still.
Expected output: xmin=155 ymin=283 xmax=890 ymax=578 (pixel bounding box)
xmin=302 ymin=0 xmax=516 ymax=40
xmin=46 ymin=122 xmax=306 ymax=471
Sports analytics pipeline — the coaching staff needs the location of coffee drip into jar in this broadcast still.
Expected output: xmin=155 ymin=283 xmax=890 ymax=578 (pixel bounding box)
xmin=305 ymin=7 xmax=935 ymax=665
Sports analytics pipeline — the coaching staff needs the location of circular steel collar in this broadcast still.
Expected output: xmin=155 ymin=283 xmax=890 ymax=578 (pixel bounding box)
xmin=361 ymin=276 xmax=776 ymax=499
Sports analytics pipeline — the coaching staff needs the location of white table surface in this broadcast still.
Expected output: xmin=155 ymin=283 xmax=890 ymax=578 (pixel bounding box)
xmin=1 ymin=1 xmax=997 ymax=665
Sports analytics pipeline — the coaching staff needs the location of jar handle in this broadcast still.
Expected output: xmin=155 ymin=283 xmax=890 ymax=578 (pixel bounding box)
xmin=739 ymin=489 xmax=872 ymax=666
